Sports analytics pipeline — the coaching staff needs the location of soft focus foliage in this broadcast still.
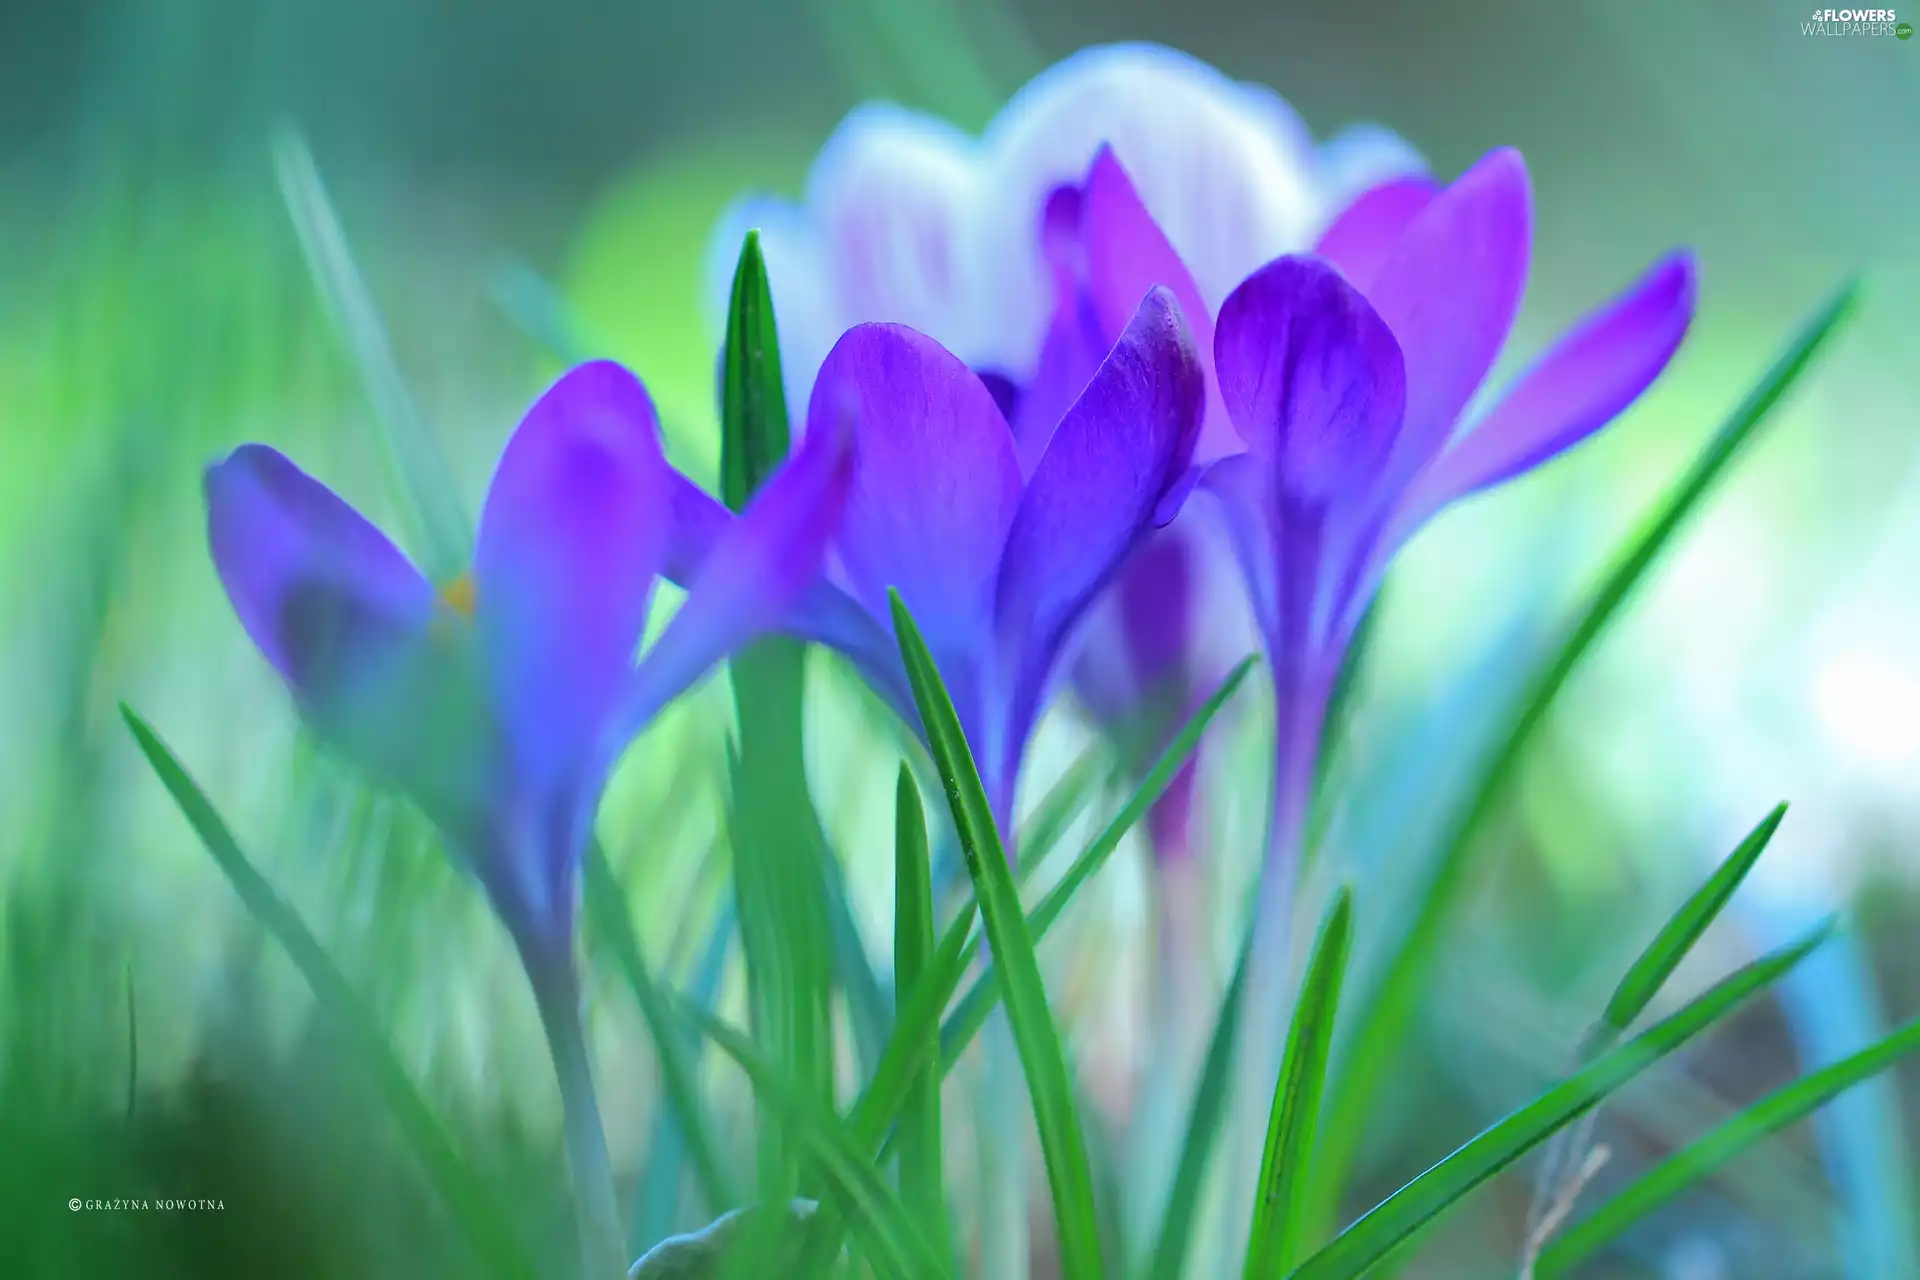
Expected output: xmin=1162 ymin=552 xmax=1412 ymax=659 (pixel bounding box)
xmin=4 ymin=5 xmax=1919 ymax=1280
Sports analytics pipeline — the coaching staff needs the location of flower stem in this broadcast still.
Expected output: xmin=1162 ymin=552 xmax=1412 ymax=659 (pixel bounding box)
xmin=529 ymin=955 xmax=627 ymax=1280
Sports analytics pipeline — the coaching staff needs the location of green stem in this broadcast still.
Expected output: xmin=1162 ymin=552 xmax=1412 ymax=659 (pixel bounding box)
xmin=530 ymin=955 xmax=627 ymax=1279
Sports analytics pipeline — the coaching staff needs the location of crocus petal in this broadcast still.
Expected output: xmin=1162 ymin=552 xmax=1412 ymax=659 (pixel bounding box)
xmin=1394 ymin=251 xmax=1698 ymax=536
xmin=205 ymin=445 xmax=488 ymax=825
xmin=659 ymin=464 xmax=913 ymax=722
xmin=617 ymin=414 xmax=853 ymax=740
xmin=1213 ymin=256 xmax=1408 ymax=501
xmin=1312 ymin=176 xmax=1439 ymax=292
xmin=1071 ymin=527 xmax=1197 ymax=731
xmin=806 ymin=104 xmax=983 ymax=345
xmin=1314 ymin=123 xmax=1428 ymax=225
xmin=812 ymin=322 xmax=1022 ymax=654
xmin=970 ymin=43 xmax=1319 ymax=364
xmin=472 ymin=361 xmax=669 ymax=807
xmin=1081 ymin=148 xmax=1238 ymax=462
xmin=1196 ymin=454 xmax=1277 ymax=639
xmin=996 ymin=287 xmax=1204 ymax=699
xmin=1364 ymin=148 xmax=1532 ymax=494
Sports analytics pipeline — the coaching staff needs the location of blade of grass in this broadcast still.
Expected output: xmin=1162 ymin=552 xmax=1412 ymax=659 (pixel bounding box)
xmin=585 ymin=848 xmax=741 ymax=1216
xmin=1016 ymin=738 xmax=1112 ymax=886
xmin=890 ymin=590 xmax=1103 ymax=1279
xmin=1536 ymin=1009 xmax=1920 ymax=1275
xmin=893 ymin=765 xmax=947 ymax=1247
xmin=800 ymin=657 xmax=1253 ymax=1275
xmin=488 ymin=259 xmax=596 ymax=367
xmin=1593 ymin=804 xmax=1789 ymax=1055
xmin=939 ymin=657 xmax=1259 ymax=1071
xmin=1145 ymin=922 xmax=1256 ymax=1280
xmin=632 ymin=900 xmax=737 ymax=1250
xmin=1289 ymin=920 xmax=1835 ymax=1280
xmin=1245 ymin=888 xmax=1354 ymax=1278
xmin=121 ymin=705 xmax=538 ymax=1280
xmin=272 ymin=129 xmax=469 ymax=581
xmin=1314 ymin=280 xmax=1860 ymax=1234
xmin=1528 ymin=803 xmax=1789 ymax=1235
xmin=719 ymin=228 xmax=835 ymax=1199
xmin=675 ymin=1001 xmax=953 ymax=1279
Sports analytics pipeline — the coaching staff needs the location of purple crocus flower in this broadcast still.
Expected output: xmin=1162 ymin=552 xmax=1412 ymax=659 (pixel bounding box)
xmin=667 ymin=290 xmax=1204 ymax=839
xmin=1076 ymin=147 xmax=1698 ymax=913
xmin=709 ymin=43 xmax=1416 ymax=869
xmin=205 ymin=360 xmax=851 ymax=963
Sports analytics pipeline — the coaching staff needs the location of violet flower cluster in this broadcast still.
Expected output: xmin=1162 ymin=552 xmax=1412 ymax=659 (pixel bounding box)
xmin=710 ymin=43 xmax=1697 ymax=915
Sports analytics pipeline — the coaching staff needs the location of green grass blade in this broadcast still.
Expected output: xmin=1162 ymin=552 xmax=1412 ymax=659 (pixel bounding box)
xmin=632 ymin=900 xmax=737 ymax=1250
xmin=939 ymin=657 xmax=1258 ymax=1071
xmin=488 ymin=259 xmax=596 ymax=367
xmin=584 ymin=846 xmax=742 ymax=1221
xmin=674 ymin=1001 xmax=954 ymax=1279
xmin=120 ymin=705 xmax=538 ymax=1280
xmin=1527 ymin=803 xmax=1789 ymax=1241
xmin=1016 ymin=739 xmax=1112 ymax=886
xmin=1246 ymin=889 xmax=1354 ymax=1278
xmin=797 ymin=659 xmax=1253 ymax=1274
xmin=1314 ymin=280 xmax=1860 ymax=1232
xmin=718 ymin=227 xmax=840 ymax=1202
xmin=1289 ymin=920 xmax=1835 ymax=1280
xmin=890 ymin=589 xmax=1104 ymax=1279
xmin=1592 ymin=804 xmax=1789 ymax=1053
xmin=1145 ymin=924 xmax=1256 ymax=1280
xmin=1536 ymin=1009 xmax=1920 ymax=1275
xmin=893 ymin=765 xmax=948 ymax=1246
xmin=720 ymin=228 xmax=790 ymax=511
xmin=272 ymin=129 xmax=470 ymax=582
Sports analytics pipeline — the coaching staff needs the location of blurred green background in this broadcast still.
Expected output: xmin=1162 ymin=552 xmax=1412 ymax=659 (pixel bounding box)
xmin=1 ymin=0 xmax=1916 ymax=1276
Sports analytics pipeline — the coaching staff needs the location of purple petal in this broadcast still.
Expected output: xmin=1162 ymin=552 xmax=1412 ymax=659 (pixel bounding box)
xmin=811 ymin=322 xmax=1023 ymax=652
xmin=971 ymin=43 xmax=1319 ymax=365
xmin=1364 ymin=148 xmax=1533 ymax=494
xmin=659 ymin=462 xmax=915 ymax=726
xmin=1197 ymin=453 xmax=1277 ymax=640
xmin=1396 ymin=251 xmax=1698 ymax=533
xmin=996 ymin=287 xmax=1204 ymax=691
xmin=204 ymin=445 xmax=488 ymax=825
xmin=806 ymin=104 xmax=982 ymax=342
xmin=1213 ymin=256 xmax=1408 ymax=500
xmin=1006 ymin=185 xmax=1109 ymax=468
xmin=1312 ymin=176 xmax=1439 ymax=291
xmin=618 ymin=410 xmax=854 ymax=738
xmin=473 ymin=361 xmax=670 ymax=805
xmin=1081 ymin=149 xmax=1239 ymax=463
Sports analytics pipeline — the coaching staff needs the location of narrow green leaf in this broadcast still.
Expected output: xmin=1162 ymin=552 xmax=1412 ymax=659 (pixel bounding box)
xmin=585 ymin=848 xmax=742 ymax=1216
xmin=1246 ymin=889 xmax=1354 ymax=1277
xmin=1526 ymin=803 xmax=1789 ymax=1244
xmin=1537 ymin=1008 xmax=1920 ymax=1275
xmin=720 ymin=229 xmax=791 ymax=510
xmin=890 ymin=589 xmax=1104 ymax=1279
xmin=120 ymin=706 xmax=538 ymax=1280
xmin=674 ymin=1001 xmax=954 ymax=1279
xmin=1594 ymin=803 xmax=1789 ymax=1053
xmin=633 ymin=900 xmax=737 ymax=1250
xmin=1288 ymin=921 xmax=1834 ymax=1280
xmin=893 ymin=766 xmax=947 ymax=1244
xmin=798 ymin=659 xmax=1254 ymax=1275
xmin=488 ymin=259 xmax=596 ymax=367
xmin=272 ymin=129 xmax=470 ymax=581
xmin=939 ymin=657 xmax=1258 ymax=1071
xmin=1315 ymin=280 xmax=1860 ymax=1231
xmin=1016 ymin=739 xmax=1112 ymax=886
xmin=1145 ymin=923 xmax=1256 ymax=1280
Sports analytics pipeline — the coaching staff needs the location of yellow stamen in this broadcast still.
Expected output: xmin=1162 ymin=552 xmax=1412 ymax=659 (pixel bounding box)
xmin=439 ymin=570 xmax=477 ymax=619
